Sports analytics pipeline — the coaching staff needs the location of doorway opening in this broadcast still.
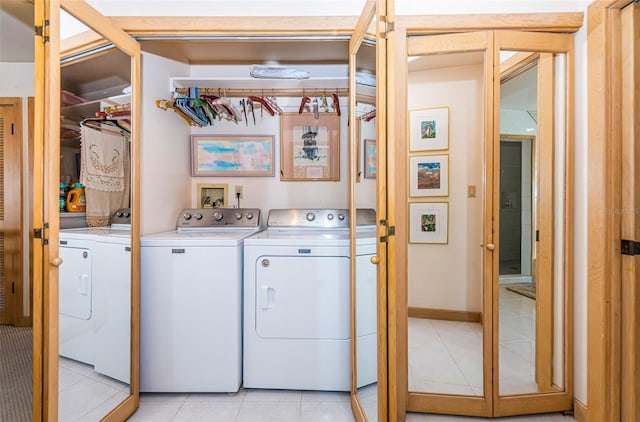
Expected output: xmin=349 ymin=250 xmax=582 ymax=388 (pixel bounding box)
xmin=499 ymin=136 xmax=534 ymax=287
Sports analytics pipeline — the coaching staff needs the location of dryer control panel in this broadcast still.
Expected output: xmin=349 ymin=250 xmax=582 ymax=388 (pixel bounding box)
xmin=176 ymin=208 xmax=261 ymax=230
xmin=267 ymin=209 xmax=376 ymax=229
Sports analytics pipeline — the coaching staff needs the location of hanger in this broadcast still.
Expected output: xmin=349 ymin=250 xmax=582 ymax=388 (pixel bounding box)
xmin=362 ymin=108 xmax=376 ymax=122
xmin=247 ymin=96 xmax=276 ymax=116
xmin=156 ymin=99 xmax=200 ymax=127
xmin=81 ymin=115 xmax=130 ymax=135
xmin=299 ymin=96 xmax=311 ymax=114
xmin=331 ymin=93 xmax=341 ymax=116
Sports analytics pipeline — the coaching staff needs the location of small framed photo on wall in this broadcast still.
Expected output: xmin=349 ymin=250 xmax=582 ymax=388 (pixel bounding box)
xmin=363 ymin=139 xmax=376 ymax=179
xmin=409 ymin=106 xmax=449 ymax=151
xmin=409 ymin=154 xmax=449 ymax=197
xmin=409 ymin=202 xmax=448 ymax=244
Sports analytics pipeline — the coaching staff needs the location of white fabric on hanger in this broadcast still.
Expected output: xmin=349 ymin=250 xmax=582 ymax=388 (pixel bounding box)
xmin=80 ymin=125 xmax=127 ymax=192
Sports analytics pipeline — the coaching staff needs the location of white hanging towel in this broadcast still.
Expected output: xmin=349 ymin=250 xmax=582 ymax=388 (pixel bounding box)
xmin=80 ymin=125 xmax=126 ymax=192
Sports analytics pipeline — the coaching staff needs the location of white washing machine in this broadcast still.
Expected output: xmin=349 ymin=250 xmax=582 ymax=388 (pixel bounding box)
xmin=58 ymin=209 xmax=131 ymax=371
xmin=93 ymin=225 xmax=132 ymax=383
xmin=243 ymin=208 xmax=376 ymax=391
xmin=140 ymin=208 xmax=262 ymax=393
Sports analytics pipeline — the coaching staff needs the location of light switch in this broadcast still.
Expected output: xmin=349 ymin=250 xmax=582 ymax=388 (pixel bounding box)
xmin=468 ymin=185 xmax=476 ymax=198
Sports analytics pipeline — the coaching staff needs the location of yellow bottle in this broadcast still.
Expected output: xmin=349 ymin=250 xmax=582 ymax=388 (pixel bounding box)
xmin=66 ymin=183 xmax=86 ymax=212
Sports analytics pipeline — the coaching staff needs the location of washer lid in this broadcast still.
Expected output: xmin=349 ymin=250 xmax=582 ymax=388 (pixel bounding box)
xmin=60 ymin=227 xmax=100 ymax=241
xmin=141 ymin=228 xmax=262 ymax=247
xmin=244 ymin=228 xmax=351 ymax=247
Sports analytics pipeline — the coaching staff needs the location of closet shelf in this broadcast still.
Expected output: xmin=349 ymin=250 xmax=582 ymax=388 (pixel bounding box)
xmin=174 ymin=86 xmax=349 ymax=99
xmin=170 ymin=77 xmax=375 ymax=103
xmin=171 ymin=76 xmax=348 ymax=92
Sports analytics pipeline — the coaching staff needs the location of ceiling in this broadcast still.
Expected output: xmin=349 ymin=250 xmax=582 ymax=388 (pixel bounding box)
xmin=62 ymin=49 xmax=131 ymax=102
xmin=2 ymin=3 xmax=533 ymax=112
xmin=139 ymin=39 xmax=351 ymax=66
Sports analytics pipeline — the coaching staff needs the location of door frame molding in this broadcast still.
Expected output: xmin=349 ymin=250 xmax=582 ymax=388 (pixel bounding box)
xmin=587 ymin=1 xmax=637 ymax=421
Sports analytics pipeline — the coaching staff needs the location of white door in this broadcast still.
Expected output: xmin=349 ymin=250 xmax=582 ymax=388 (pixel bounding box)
xmin=58 ymin=246 xmax=92 ymax=319
xmin=255 ymin=255 xmax=350 ymax=339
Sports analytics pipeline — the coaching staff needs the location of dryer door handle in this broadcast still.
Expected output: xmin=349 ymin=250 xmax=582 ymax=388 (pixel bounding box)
xmin=78 ymin=274 xmax=89 ymax=296
xmin=260 ymin=285 xmax=274 ymax=310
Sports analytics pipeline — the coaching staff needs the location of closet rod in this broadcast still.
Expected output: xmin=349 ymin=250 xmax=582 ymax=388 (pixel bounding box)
xmin=174 ymin=87 xmax=349 ymax=98
xmin=174 ymin=87 xmax=374 ymax=104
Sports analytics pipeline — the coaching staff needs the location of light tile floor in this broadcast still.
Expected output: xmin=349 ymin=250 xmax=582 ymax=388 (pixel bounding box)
xmin=61 ymin=284 xmax=571 ymax=421
xmin=129 ymin=389 xmax=575 ymax=421
xmin=408 ymin=285 xmax=541 ymax=396
xmin=58 ymin=357 xmax=129 ymax=421
xmin=129 ymin=389 xmax=355 ymax=422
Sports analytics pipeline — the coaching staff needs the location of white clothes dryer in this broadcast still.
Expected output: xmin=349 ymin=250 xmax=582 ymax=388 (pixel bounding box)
xmin=140 ymin=208 xmax=262 ymax=393
xmin=59 ymin=230 xmax=95 ymax=365
xmin=242 ymin=208 xmax=376 ymax=392
xmin=354 ymin=224 xmax=377 ymax=388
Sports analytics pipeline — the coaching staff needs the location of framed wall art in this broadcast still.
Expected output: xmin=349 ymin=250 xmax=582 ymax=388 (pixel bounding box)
xmin=409 ymin=202 xmax=449 ymax=244
xmin=191 ymin=135 xmax=274 ymax=177
xmin=409 ymin=106 xmax=449 ymax=151
xmin=356 ymin=117 xmax=362 ymax=182
xmin=280 ymin=112 xmax=340 ymax=181
xmin=363 ymin=139 xmax=376 ymax=179
xmin=409 ymin=154 xmax=449 ymax=197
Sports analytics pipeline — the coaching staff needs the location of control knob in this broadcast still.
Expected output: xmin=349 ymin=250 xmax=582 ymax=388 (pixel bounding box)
xmin=306 ymin=212 xmax=316 ymax=221
xmin=123 ymin=211 xmax=130 ymax=218
xmin=213 ymin=212 xmax=223 ymax=221
xmin=338 ymin=213 xmax=345 ymax=220
xmin=327 ymin=213 xmax=334 ymax=221
xmin=235 ymin=212 xmax=243 ymax=220
xmin=116 ymin=211 xmax=124 ymax=217
xmin=246 ymin=213 xmax=254 ymax=220
xmin=194 ymin=213 xmax=203 ymax=220
xmin=183 ymin=213 xmax=192 ymax=220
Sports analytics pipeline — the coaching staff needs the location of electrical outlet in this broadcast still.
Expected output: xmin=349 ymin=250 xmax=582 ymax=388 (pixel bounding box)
xmin=235 ymin=186 xmax=244 ymax=199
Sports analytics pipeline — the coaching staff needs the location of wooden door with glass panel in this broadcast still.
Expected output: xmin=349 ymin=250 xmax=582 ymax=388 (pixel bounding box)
xmin=349 ymin=2 xmax=379 ymax=422
xmin=41 ymin=1 xmax=141 ymax=421
xmin=397 ymin=29 xmax=574 ymax=418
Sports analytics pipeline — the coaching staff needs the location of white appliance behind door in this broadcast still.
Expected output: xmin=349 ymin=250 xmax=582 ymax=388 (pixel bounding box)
xmin=356 ymin=252 xmax=377 ymax=388
xmin=256 ymin=255 xmax=350 ymax=339
xmin=140 ymin=245 xmax=242 ymax=392
xmin=245 ymin=251 xmax=351 ymax=391
xmin=93 ymin=239 xmax=131 ymax=383
xmin=59 ymin=244 xmax=94 ymax=364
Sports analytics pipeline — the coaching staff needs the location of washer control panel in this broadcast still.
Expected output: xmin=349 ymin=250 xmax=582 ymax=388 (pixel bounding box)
xmin=176 ymin=208 xmax=261 ymax=229
xmin=267 ymin=209 xmax=376 ymax=229
xmin=110 ymin=208 xmax=132 ymax=225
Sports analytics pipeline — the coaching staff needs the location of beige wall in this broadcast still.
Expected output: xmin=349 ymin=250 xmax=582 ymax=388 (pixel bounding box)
xmin=407 ymin=63 xmax=484 ymax=312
